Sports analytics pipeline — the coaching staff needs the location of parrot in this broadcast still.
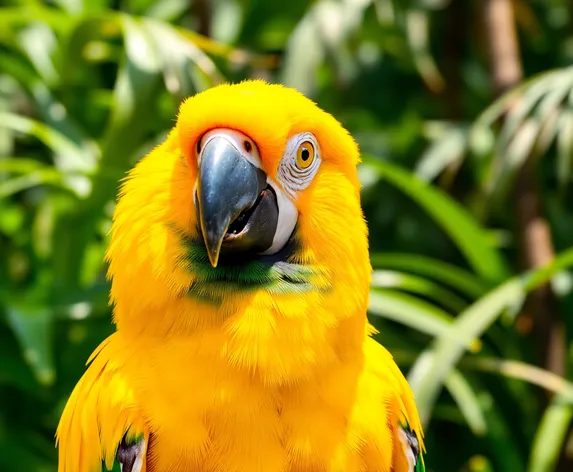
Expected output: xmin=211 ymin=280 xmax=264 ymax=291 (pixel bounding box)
xmin=56 ymin=80 xmax=425 ymax=472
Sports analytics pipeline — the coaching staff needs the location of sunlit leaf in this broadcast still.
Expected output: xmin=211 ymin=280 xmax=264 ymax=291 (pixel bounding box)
xmin=0 ymin=113 xmax=89 ymax=171
xmin=528 ymin=394 xmax=573 ymax=472
xmin=471 ymin=66 xmax=573 ymax=199
xmin=282 ymin=0 xmax=373 ymax=93
xmin=211 ymin=0 xmax=243 ymax=44
xmin=445 ymin=370 xmax=488 ymax=436
xmin=281 ymin=3 xmax=325 ymax=94
xmin=144 ymin=0 xmax=189 ymax=21
xmin=17 ymin=22 xmax=59 ymax=86
xmin=371 ymin=269 xmax=467 ymax=312
xmin=460 ymin=357 xmax=573 ymax=401
xmin=416 ymin=123 xmax=468 ymax=181
xmin=409 ymin=247 xmax=573 ymax=425
xmin=408 ymin=278 xmax=524 ymax=425
xmin=0 ymin=113 xmax=92 ymax=195
xmin=497 ymin=71 xmax=562 ymax=148
xmin=370 ymin=253 xmax=490 ymax=298
xmin=369 ymin=289 xmax=479 ymax=350
xmin=143 ymin=18 xmax=223 ymax=96
xmin=556 ymin=109 xmax=573 ymax=189
xmin=405 ymin=8 xmax=445 ymax=93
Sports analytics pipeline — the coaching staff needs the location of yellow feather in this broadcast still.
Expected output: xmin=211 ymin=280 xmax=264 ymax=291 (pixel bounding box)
xmin=57 ymin=80 xmax=424 ymax=472
xmin=57 ymin=334 xmax=149 ymax=472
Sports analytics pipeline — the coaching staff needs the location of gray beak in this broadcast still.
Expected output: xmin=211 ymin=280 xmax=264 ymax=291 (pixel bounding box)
xmin=196 ymin=135 xmax=278 ymax=267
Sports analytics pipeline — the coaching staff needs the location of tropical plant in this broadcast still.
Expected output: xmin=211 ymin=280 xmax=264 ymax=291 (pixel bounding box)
xmin=1 ymin=0 xmax=572 ymax=471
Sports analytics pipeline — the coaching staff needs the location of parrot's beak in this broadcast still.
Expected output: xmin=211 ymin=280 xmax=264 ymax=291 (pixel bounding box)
xmin=196 ymin=133 xmax=279 ymax=267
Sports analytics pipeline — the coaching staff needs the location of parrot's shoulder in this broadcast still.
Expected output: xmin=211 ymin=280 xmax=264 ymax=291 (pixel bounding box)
xmin=363 ymin=333 xmax=425 ymax=472
xmin=56 ymin=333 xmax=149 ymax=472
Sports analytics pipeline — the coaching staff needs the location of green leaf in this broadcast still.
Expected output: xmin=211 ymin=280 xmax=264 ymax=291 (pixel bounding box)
xmin=5 ymin=304 xmax=55 ymax=386
xmin=0 ymin=113 xmax=92 ymax=196
xmin=363 ymin=156 xmax=509 ymax=284
xmin=528 ymin=394 xmax=573 ymax=472
xmin=0 ymin=5 xmax=71 ymax=34
xmin=496 ymin=71 xmax=560 ymax=149
xmin=17 ymin=22 xmax=59 ymax=86
xmin=0 ymin=201 xmax=24 ymax=236
xmin=49 ymin=14 xmax=165 ymax=293
xmin=0 ymin=76 xmax=17 ymax=157
xmin=556 ymin=109 xmax=573 ymax=189
xmin=481 ymin=389 xmax=526 ymax=471
xmin=370 ymin=269 xmax=467 ymax=312
xmin=444 ymin=370 xmax=487 ymax=436
xmin=370 ymin=252 xmax=490 ymax=299
xmin=86 ymin=13 xmax=164 ymax=211
xmin=409 ymin=279 xmax=525 ymax=425
xmin=504 ymin=119 xmax=540 ymax=174
xmin=0 ymin=338 xmax=39 ymax=394
xmin=0 ymin=157 xmax=53 ymax=174
xmin=460 ymin=357 xmax=573 ymax=401
xmin=280 ymin=3 xmax=325 ymax=94
xmin=144 ymin=0 xmax=189 ymax=22
xmin=405 ymin=8 xmax=445 ymax=93
xmin=0 ymin=113 xmax=89 ymax=171
xmin=523 ymin=247 xmax=573 ymax=292
xmin=409 ymin=247 xmax=573 ymax=425
xmin=0 ymin=169 xmax=66 ymax=198
xmin=472 ymin=67 xmax=573 ymax=199
xmin=416 ymin=123 xmax=468 ymax=182
xmin=142 ymin=18 xmax=223 ymax=97
xmin=369 ymin=289 xmax=478 ymax=350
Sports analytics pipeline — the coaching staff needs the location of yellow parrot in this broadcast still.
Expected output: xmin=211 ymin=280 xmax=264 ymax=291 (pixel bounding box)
xmin=56 ymin=80 xmax=425 ymax=472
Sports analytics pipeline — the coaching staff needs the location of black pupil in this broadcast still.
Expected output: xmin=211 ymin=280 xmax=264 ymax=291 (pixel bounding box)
xmin=301 ymin=148 xmax=310 ymax=161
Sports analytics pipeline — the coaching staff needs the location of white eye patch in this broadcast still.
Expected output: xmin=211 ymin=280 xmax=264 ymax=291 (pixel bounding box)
xmin=277 ymin=132 xmax=321 ymax=199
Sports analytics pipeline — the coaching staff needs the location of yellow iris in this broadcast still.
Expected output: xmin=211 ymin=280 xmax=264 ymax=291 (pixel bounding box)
xmin=296 ymin=141 xmax=315 ymax=169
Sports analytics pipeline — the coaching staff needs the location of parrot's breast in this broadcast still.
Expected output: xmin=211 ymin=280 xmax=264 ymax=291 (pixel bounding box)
xmin=118 ymin=332 xmax=404 ymax=472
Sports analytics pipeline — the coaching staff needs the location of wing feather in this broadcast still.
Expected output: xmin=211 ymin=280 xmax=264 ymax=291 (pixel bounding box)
xmin=56 ymin=333 xmax=148 ymax=472
xmin=384 ymin=348 xmax=425 ymax=472
xmin=364 ymin=331 xmax=425 ymax=472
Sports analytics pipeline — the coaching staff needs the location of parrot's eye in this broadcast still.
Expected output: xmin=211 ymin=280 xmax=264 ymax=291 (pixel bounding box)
xmin=277 ymin=132 xmax=321 ymax=199
xmin=296 ymin=141 xmax=315 ymax=169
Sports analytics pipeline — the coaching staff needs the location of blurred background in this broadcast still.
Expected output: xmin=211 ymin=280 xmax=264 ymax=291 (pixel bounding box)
xmin=1 ymin=0 xmax=573 ymax=470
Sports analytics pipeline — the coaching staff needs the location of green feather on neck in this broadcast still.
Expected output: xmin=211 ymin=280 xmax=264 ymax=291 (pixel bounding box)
xmin=175 ymin=229 xmax=331 ymax=304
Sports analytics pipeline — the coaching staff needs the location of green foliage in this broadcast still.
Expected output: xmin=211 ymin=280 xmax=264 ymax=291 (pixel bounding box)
xmin=1 ymin=0 xmax=572 ymax=471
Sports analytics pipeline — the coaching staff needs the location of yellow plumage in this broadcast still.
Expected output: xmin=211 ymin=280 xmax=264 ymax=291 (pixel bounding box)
xmin=56 ymin=80 xmax=424 ymax=472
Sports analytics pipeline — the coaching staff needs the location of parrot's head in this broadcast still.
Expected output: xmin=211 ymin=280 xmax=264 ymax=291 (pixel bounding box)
xmin=108 ymin=81 xmax=370 ymax=340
